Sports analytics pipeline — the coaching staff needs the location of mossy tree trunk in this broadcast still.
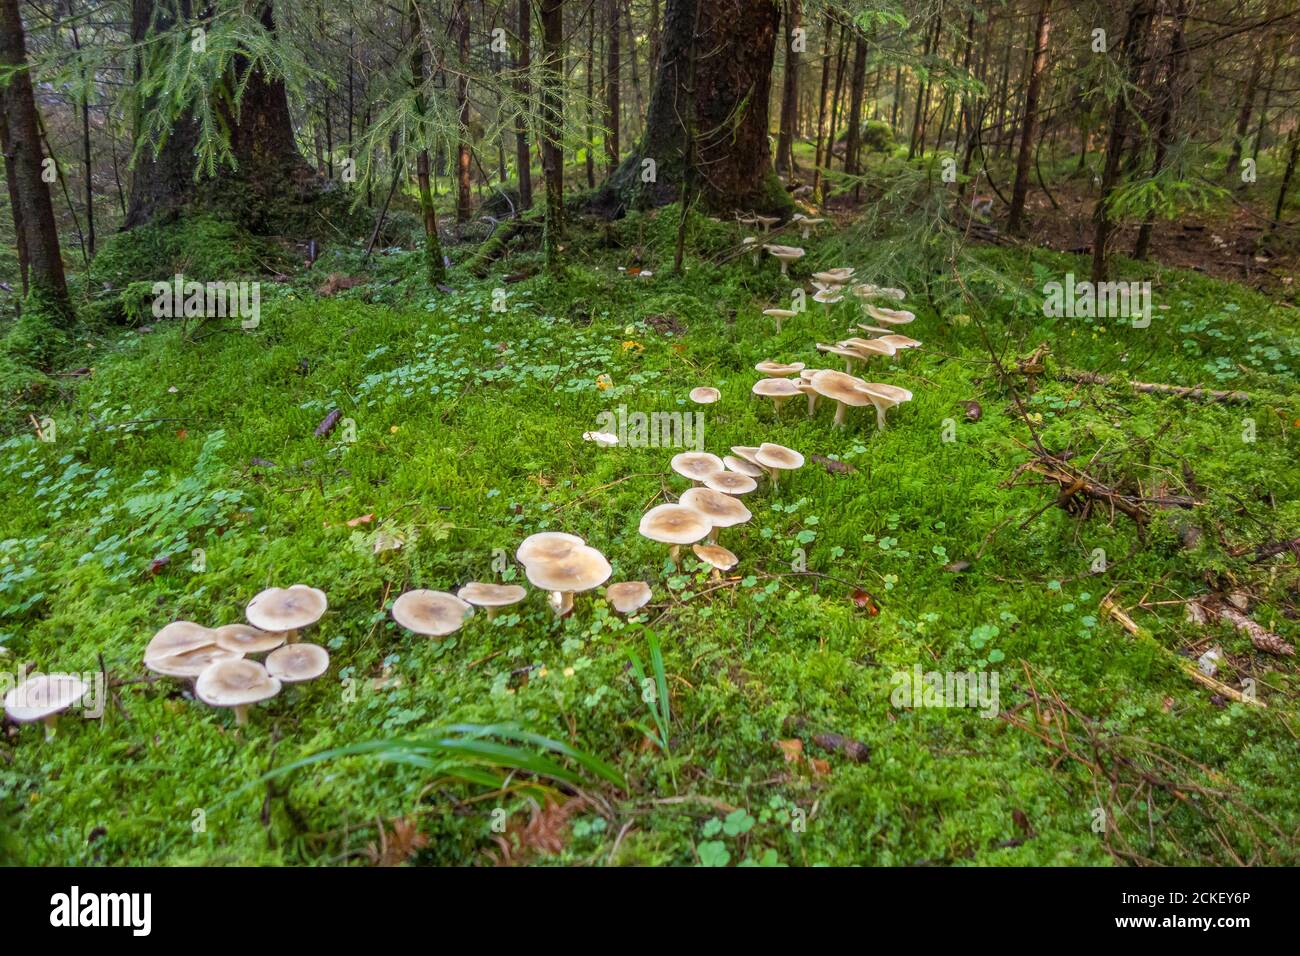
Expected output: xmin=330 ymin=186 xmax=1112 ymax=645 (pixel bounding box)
xmin=599 ymin=0 xmax=790 ymax=217
xmin=0 ymin=0 xmax=74 ymax=338
xmin=514 ymin=0 xmax=533 ymax=211
xmin=408 ymin=0 xmax=446 ymax=284
xmin=539 ymin=0 xmax=565 ymax=269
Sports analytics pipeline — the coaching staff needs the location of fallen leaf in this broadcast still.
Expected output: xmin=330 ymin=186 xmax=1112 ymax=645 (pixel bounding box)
xmin=369 ymin=816 xmax=428 ymax=867
xmin=811 ymin=454 xmax=856 ymax=475
xmin=944 ymin=560 xmax=971 ymax=573
xmin=812 ymin=732 xmax=871 ymax=764
xmin=775 ymin=738 xmax=804 ymax=763
xmin=850 ymin=588 xmax=879 ymax=615
xmin=346 ymin=514 xmax=375 ymax=527
xmin=315 ymin=409 xmax=342 ymax=438
xmin=808 ymin=757 xmax=832 ymax=777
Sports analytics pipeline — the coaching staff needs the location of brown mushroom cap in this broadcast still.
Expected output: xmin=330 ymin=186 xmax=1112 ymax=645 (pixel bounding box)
xmin=670 ymin=451 xmax=725 ymax=482
xmin=693 ymin=543 xmax=739 ymax=572
xmin=755 ymin=442 xmax=805 ymax=471
xmin=864 ymin=303 xmax=916 ymax=325
xmin=265 ymin=642 xmax=330 ymax=683
xmin=639 ymin=503 xmax=712 ymax=545
xmin=525 ymin=546 xmax=612 ymax=599
xmin=213 ymin=624 xmax=285 ymax=655
xmin=516 ymin=531 xmax=585 ymax=565
xmin=816 ymin=342 xmax=868 ymax=364
xmin=857 ymin=382 xmax=915 ymax=429
xmin=841 ymin=337 xmax=898 ymax=357
xmin=878 ymin=333 xmax=921 ymax=349
xmin=755 ymin=360 xmax=806 ymax=376
xmin=723 ymin=454 xmax=765 ymax=479
xmin=457 ymin=582 xmax=527 ymax=610
xmin=704 ymin=471 xmax=758 ymax=495
xmin=195 ymin=658 xmax=281 ymax=709
xmin=764 ymin=244 xmax=805 ymax=263
xmin=752 ymin=378 xmax=801 ymax=399
xmin=145 ymin=621 xmax=216 ymax=664
xmin=680 ymin=487 xmax=753 ymax=528
xmin=729 ymin=446 xmax=764 ymax=468
xmin=3 ymin=674 xmax=89 ymax=722
xmin=811 ymin=270 xmax=851 ymax=286
xmin=246 ymin=584 xmax=327 ymax=633
xmin=689 ymin=387 xmax=721 ymax=404
xmin=605 ymin=581 xmax=653 ymax=615
xmin=391 ymin=589 xmax=474 ymax=637
xmin=813 ymin=289 xmax=844 ymax=305
xmin=811 ymin=369 xmax=873 ymax=406
xmin=146 ymin=643 xmax=244 ymax=679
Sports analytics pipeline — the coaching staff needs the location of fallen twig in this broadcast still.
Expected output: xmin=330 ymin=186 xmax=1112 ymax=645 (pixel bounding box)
xmin=1059 ymin=370 xmax=1251 ymax=404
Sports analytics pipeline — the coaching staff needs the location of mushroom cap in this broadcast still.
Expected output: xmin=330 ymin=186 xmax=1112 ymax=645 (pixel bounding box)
xmin=213 ymin=624 xmax=285 ymax=655
xmin=755 ymin=442 xmax=805 ymax=471
xmin=752 ymin=377 xmax=801 ymax=398
xmin=729 ymin=446 xmax=764 ymax=468
xmin=680 ymin=487 xmax=753 ymax=528
xmin=689 ymin=387 xmax=721 ymax=404
xmin=811 ymin=368 xmax=873 ymax=406
xmin=583 ymin=430 xmax=620 ymax=446
xmin=693 ymin=543 xmax=739 ymax=572
xmin=145 ymin=621 xmax=216 ymax=664
xmin=879 ymin=333 xmax=921 ymax=349
xmin=840 ymin=337 xmax=897 ymax=357
xmin=524 ymin=545 xmax=612 ymax=594
xmin=265 ymin=642 xmax=330 ymax=683
xmin=857 ymin=382 xmax=915 ymax=408
xmin=812 ymin=270 xmax=852 ymax=285
xmin=864 ymin=303 xmax=916 ymax=325
xmin=799 ymin=368 xmax=822 ymax=380
xmin=704 ymin=471 xmax=758 ymax=495
xmin=606 ymin=581 xmax=653 ymax=615
xmin=639 ymin=503 xmax=712 ymax=545
xmin=852 ymin=283 xmax=907 ymax=301
xmin=457 ymin=582 xmax=527 ymax=609
xmin=391 ymin=589 xmax=474 ymax=636
xmin=246 ymin=584 xmax=327 ymax=633
xmin=761 ymin=308 xmax=798 ymax=319
xmin=3 ymin=674 xmax=89 ymax=722
xmin=790 ymin=213 xmax=807 ymax=222
xmin=741 ymin=235 xmax=758 ymax=245
xmin=755 ymin=360 xmax=805 ymax=376
xmin=516 ymin=531 xmax=585 ymax=565
xmin=764 ymin=244 xmax=805 ymax=262
xmin=755 ymin=215 xmax=781 ymax=228
xmin=723 ymin=454 xmax=765 ymax=478
xmin=816 ymin=342 xmax=866 ymax=361
xmin=812 ymin=288 xmax=844 ymax=304
xmin=801 ymin=217 xmax=825 ymax=226
xmin=670 ymin=451 xmax=725 ymax=482
xmin=145 ymin=644 xmax=244 ymax=678
xmin=195 ymin=658 xmax=282 ymax=708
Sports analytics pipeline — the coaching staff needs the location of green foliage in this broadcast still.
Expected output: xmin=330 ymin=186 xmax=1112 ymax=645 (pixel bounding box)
xmin=861 ymin=119 xmax=895 ymax=154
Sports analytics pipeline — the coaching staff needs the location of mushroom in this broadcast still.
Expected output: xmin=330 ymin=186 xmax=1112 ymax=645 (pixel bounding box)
xmin=796 ymin=217 xmax=824 ymax=240
xmin=583 ymin=430 xmax=620 ymax=446
xmin=670 ymin=451 xmax=726 ymax=485
xmin=812 ymin=288 xmax=844 ymax=313
xmin=145 ymin=639 xmax=243 ymax=680
xmin=755 ymin=360 xmax=805 ymax=377
xmin=812 ymin=269 xmax=853 ymax=286
xmin=265 ymin=643 xmax=330 ymax=683
xmin=245 ymin=584 xmax=327 ymax=644
xmin=639 ymin=503 xmax=712 ymax=567
xmin=194 ymin=658 xmax=281 ymax=726
xmin=3 ymin=674 xmax=89 ymax=739
xmin=877 ymin=333 xmax=921 ymax=350
xmin=689 ymin=386 xmax=721 ymax=405
xmin=391 ymin=589 xmax=474 ymax=637
xmin=851 ymin=283 xmax=906 ymax=301
xmin=606 ymin=581 xmax=653 ymax=616
xmin=839 ymin=337 xmax=897 ymax=371
xmin=752 ymin=377 xmax=801 ymax=413
xmin=728 ymin=446 xmax=766 ymax=475
xmin=761 ymin=308 xmax=797 ymax=334
xmin=704 ymin=470 xmax=758 ymax=495
xmin=457 ymin=582 xmax=527 ymax=620
xmin=764 ymin=244 xmax=805 ymax=276
xmin=754 ymin=442 xmax=805 ymax=490
xmin=680 ymin=487 xmax=752 ymax=543
xmin=864 ymin=303 xmax=916 ymax=325
xmin=742 ymin=237 xmax=761 ymax=265
xmin=815 ymin=342 xmax=870 ymax=372
xmin=692 ymin=543 xmax=739 ymax=581
xmin=524 ymin=545 xmax=612 ymax=616
xmin=213 ymin=624 xmax=285 ymax=656
xmin=857 ymin=382 xmax=915 ymax=430
xmin=754 ymin=214 xmax=780 ymax=233
xmin=795 ymin=378 xmax=820 ymax=417
xmin=723 ymin=453 xmax=765 ymax=479
xmin=810 ymin=369 xmax=874 ymax=427
xmin=144 ymin=621 xmax=217 ymax=664
xmin=516 ymin=531 xmax=585 ymax=565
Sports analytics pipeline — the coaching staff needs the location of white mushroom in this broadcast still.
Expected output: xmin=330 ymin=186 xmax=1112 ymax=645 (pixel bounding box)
xmin=3 ymin=674 xmax=89 ymax=739
xmin=245 ymin=584 xmax=327 ymax=643
xmin=195 ymin=658 xmax=281 ymax=726
xmin=524 ymin=545 xmax=612 ymax=616
xmin=391 ymin=589 xmax=474 ymax=637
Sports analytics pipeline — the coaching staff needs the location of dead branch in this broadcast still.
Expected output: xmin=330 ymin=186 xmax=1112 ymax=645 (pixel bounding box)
xmin=1058 ymin=370 xmax=1252 ymax=404
xmin=1193 ymin=597 xmax=1296 ymax=657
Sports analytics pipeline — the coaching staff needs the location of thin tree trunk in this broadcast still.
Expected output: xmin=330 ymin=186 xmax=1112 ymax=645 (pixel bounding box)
xmin=606 ymin=0 xmax=620 ymax=174
xmin=456 ymin=6 xmax=473 ymax=223
xmin=776 ymin=0 xmax=801 ymax=175
xmin=410 ymin=0 xmax=446 ymax=283
xmin=1225 ymin=51 xmax=1263 ymax=179
xmin=1006 ymin=0 xmax=1051 ymax=234
xmin=1271 ymin=122 xmax=1300 ymax=231
xmin=515 ymin=0 xmax=533 ymax=210
xmin=843 ymin=32 xmax=867 ymax=199
xmin=811 ymin=11 xmax=833 ymax=199
xmin=539 ymin=0 xmax=565 ymax=267
xmin=585 ymin=4 xmax=596 ymax=187
xmin=1135 ymin=0 xmax=1188 ymax=260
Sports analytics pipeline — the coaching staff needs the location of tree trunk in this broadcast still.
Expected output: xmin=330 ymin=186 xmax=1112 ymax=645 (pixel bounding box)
xmin=810 ymin=11 xmax=833 ymax=199
xmin=599 ymin=0 xmax=789 ymax=216
xmin=843 ymin=32 xmax=867 ymax=198
xmin=0 ymin=0 xmax=72 ymax=329
xmin=1271 ymin=122 xmax=1300 ymax=231
xmin=1134 ymin=0 xmax=1188 ymax=260
xmin=515 ymin=0 xmax=533 ymax=210
xmin=585 ymin=6 xmax=596 ymax=188
xmin=539 ymin=0 xmax=565 ymax=267
xmin=1089 ymin=0 xmax=1153 ymax=284
xmin=606 ymin=0 xmax=620 ymax=174
xmin=775 ymin=0 xmax=801 ymax=175
xmin=410 ymin=0 xmax=446 ymax=283
xmin=1006 ymin=0 xmax=1051 ymax=235
xmin=456 ymin=6 xmax=473 ymax=223
xmin=1225 ymin=51 xmax=1263 ymax=179
xmin=125 ymin=0 xmax=314 ymax=230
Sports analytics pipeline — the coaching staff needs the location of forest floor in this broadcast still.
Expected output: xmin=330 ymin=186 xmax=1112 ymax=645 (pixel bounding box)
xmin=1 ymin=188 xmax=1298 ymax=865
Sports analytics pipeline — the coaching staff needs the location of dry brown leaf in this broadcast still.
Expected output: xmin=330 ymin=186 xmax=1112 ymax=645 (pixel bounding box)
xmin=369 ymin=815 xmax=428 ymax=867
xmin=346 ymin=513 xmax=375 ymax=527
xmin=775 ymin=738 xmax=804 ymax=763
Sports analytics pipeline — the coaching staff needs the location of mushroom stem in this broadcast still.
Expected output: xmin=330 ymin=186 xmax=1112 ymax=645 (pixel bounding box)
xmin=874 ymin=402 xmax=888 ymax=431
xmin=233 ymin=704 xmax=250 ymax=726
xmin=767 ymin=468 xmax=780 ymax=491
xmin=801 ymin=227 xmax=810 ymax=240
xmin=833 ymin=401 xmax=849 ymax=428
xmin=711 ymin=568 xmax=722 ymax=583
xmin=779 ymin=261 xmax=790 ymax=276
xmin=669 ymin=545 xmax=682 ymax=567
xmin=42 ymin=714 xmax=59 ymax=741
xmin=284 ymin=628 xmax=300 ymax=645
xmin=486 ymin=607 xmax=499 ymax=621
xmin=806 ymin=393 xmax=818 ymax=417
xmin=775 ymin=315 xmax=783 ymax=334
xmin=552 ymin=591 xmax=575 ymax=616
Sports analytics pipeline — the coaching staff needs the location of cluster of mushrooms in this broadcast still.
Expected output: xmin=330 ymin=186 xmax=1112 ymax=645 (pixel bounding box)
xmin=142 ymin=584 xmax=330 ymax=726
xmin=753 ymin=268 xmax=918 ymax=430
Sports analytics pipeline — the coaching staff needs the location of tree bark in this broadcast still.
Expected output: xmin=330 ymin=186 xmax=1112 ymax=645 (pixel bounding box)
xmin=775 ymin=0 xmax=801 ymax=175
xmin=1134 ymin=0 xmax=1189 ymax=260
xmin=1006 ymin=0 xmax=1051 ymax=234
xmin=599 ymin=0 xmax=789 ymax=216
xmin=538 ymin=0 xmax=565 ymax=267
xmin=811 ymin=11 xmax=833 ymax=199
xmin=410 ymin=0 xmax=446 ymax=283
xmin=0 ymin=0 xmax=72 ymax=325
xmin=456 ymin=5 xmax=473 ymax=223
xmin=606 ymin=0 xmax=620 ymax=175
xmin=1225 ymin=50 xmax=1263 ymax=179
xmin=515 ymin=0 xmax=533 ymax=210
xmin=843 ymin=32 xmax=867 ymax=198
